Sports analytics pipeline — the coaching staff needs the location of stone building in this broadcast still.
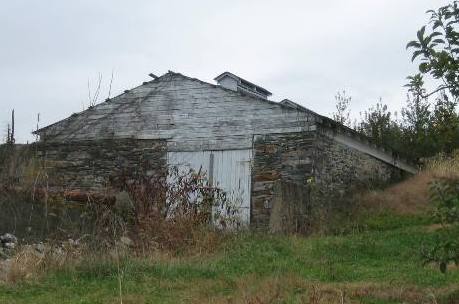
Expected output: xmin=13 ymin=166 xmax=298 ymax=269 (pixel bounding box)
xmin=34 ymin=71 xmax=416 ymax=231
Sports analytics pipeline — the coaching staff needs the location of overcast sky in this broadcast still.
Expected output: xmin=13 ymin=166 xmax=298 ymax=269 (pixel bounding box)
xmin=0 ymin=0 xmax=450 ymax=143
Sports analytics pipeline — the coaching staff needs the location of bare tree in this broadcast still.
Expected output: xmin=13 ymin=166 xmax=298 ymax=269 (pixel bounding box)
xmin=107 ymin=69 xmax=114 ymax=100
xmin=84 ymin=71 xmax=115 ymax=109
xmin=87 ymin=73 xmax=103 ymax=108
xmin=332 ymin=90 xmax=351 ymax=127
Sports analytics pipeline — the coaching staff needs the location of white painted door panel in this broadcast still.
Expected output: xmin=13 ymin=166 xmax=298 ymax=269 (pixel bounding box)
xmin=211 ymin=150 xmax=252 ymax=224
xmin=167 ymin=151 xmax=211 ymax=177
xmin=167 ymin=149 xmax=252 ymax=225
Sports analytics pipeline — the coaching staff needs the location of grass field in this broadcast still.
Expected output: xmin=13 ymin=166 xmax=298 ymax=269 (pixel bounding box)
xmin=0 ymin=213 xmax=458 ymax=304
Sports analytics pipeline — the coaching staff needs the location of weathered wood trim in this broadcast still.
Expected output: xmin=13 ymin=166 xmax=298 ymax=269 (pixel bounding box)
xmin=323 ymin=129 xmax=417 ymax=174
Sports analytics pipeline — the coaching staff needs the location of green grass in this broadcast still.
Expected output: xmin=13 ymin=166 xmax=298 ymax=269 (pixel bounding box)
xmin=0 ymin=213 xmax=458 ymax=303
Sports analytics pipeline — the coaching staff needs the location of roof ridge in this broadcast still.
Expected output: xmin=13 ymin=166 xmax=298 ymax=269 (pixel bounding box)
xmin=34 ymin=72 xmax=170 ymax=134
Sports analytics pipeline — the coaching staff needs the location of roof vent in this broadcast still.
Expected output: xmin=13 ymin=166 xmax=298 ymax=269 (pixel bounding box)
xmin=214 ymin=72 xmax=272 ymax=100
xmin=280 ymin=99 xmax=302 ymax=109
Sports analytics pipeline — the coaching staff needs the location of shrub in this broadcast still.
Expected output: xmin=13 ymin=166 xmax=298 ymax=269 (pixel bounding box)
xmin=72 ymin=166 xmax=240 ymax=254
xmin=421 ymin=178 xmax=459 ymax=273
xmin=429 ymin=179 xmax=459 ymax=225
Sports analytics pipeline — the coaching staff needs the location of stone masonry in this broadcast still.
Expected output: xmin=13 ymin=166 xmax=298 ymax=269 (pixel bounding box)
xmin=251 ymin=132 xmax=316 ymax=230
xmin=36 ymin=139 xmax=166 ymax=191
xmin=251 ymin=129 xmax=405 ymax=232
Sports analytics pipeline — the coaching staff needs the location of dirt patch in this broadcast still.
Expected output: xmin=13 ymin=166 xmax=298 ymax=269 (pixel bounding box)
xmin=424 ymin=223 xmax=454 ymax=232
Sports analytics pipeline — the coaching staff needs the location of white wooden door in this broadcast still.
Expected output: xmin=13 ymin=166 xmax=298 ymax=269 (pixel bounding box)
xmin=167 ymin=149 xmax=252 ymax=225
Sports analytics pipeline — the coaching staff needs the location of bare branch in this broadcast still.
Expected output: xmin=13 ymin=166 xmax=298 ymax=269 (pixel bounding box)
xmin=107 ymin=69 xmax=114 ymax=99
xmin=87 ymin=79 xmax=92 ymax=106
xmin=421 ymin=85 xmax=454 ymax=98
xmin=91 ymin=73 xmax=103 ymax=106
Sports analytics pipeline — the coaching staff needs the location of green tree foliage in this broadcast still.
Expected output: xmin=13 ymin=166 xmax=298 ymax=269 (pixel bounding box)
xmin=330 ymin=2 xmax=459 ymax=162
xmin=404 ymin=1 xmax=459 ymax=159
xmin=358 ymin=99 xmax=398 ymax=147
xmin=401 ymin=75 xmax=433 ymax=159
xmin=422 ymin=179 xmax=459 ymax=273
xmin=431 ymin=93 xmax=459 ymax=153
xmin=331 ymin=95 xmax=405 ymax=156
xmin=407 ymin=1 xmax=459 ymax=99
xmin=407 ymin=2 xmax=459 ymax=273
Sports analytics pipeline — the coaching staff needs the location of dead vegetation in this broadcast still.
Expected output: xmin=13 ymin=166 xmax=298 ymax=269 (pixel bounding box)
xmin=175 ymin=275 xmax=459 ymax=304
xmin=355 ymin=150 xmax=459 ymax=216
xmin=118 ymin=166 xmax=237 ymax=253
xmin=5 ymin=240 xmax=85 ymax=284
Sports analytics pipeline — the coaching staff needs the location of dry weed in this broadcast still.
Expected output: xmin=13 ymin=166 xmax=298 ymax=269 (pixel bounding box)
xmin=185 ymin=274 xmax=455 ymax=304
xmin=4 ymin=241 xmax=85 ymax=284
xmin=356 ymin=171 xmax=432 ymax=215
xmin=356 ymin=151 xmax=459 ymax=215
xmin=425 ymin=151 xmax=459 ymax=179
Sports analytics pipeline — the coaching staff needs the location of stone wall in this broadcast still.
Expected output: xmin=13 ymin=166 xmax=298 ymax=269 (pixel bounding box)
xmin=24 ymin=130 xmax=407 ymax=232
xmin=312 ymin=131 xmax=405 ymax=203
xmin=268 ymin=181 xmax=312 ymax=234
xmin=36 ymin=139 xmax=166 ymax=191
xmin=3 ymin=132 xmax=408 ymax=234
xmin=251 ymin=132 xmax=316 ymax=231
xmin=251 ymin=130 xmax=407 ymax=232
